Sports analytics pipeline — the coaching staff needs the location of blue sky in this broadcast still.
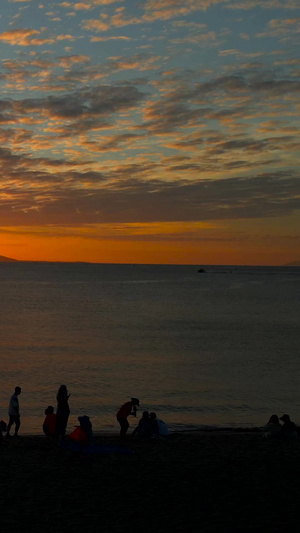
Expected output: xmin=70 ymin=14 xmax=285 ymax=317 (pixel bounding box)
xmin=0 ymin=0 xmax=299 ymax=264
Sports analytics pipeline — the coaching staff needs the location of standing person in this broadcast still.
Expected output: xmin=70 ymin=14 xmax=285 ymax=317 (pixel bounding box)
xmin=116 ymin=397 xmax=140 ymax=438
xmin=55 ymin=385 xmax=70 ymax=439
xmin=6 ymin=386 xmax=21 ymax=438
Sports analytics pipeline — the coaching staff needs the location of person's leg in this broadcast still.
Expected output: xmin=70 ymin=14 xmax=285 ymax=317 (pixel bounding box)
xmin=61 ymin=413 xmax=69 ymax=438
xmin=118 ymin=417 xmax=129 ymax=438
xmin=14 ymin=416 xmax=20 ymax=436
xmin=55 ymin=413 xmax=62 ymax=438
xmin=55 ymin=412 xmax=69 ymax=439
xmin=6 ymin=416 xmax=14 ymax=437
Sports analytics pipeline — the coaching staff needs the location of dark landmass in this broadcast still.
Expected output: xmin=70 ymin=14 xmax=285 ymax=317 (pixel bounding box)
xmin=284 ymin=261 xmax=300 ymax=266
xmin=0 ymin=254 xmax=18 ymax=262
xmin=1 ymin=432 xmax=300 ymax=532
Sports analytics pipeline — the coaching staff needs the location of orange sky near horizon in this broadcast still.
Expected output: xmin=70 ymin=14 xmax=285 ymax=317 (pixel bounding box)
xmin=1 ymin=217 xmax=299 ymax=265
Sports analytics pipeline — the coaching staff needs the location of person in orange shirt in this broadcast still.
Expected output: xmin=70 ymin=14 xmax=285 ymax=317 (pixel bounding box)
xmin=116 ymin=397 xmax=140 ymax=438
xmin=69 ymin=415 xmax=93 ymax=447
xmin=43 ymin=406 xmax=57 ymax=437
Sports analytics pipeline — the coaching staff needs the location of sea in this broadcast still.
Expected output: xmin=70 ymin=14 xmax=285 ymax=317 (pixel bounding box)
xmin=0 ymin=262 xmax=299 ymax=435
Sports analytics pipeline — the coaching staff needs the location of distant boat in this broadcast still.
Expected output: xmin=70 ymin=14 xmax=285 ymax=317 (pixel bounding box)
xmin=197 ymin=268 xmax=206 ymax=273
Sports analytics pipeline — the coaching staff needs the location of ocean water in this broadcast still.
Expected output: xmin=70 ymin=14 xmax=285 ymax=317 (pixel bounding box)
xmin=0 ymin=262 xmax=299 ymax=435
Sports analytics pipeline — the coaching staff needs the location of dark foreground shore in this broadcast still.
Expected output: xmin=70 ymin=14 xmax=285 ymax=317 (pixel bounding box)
xmin=1 ymin=431 xmax=300 ymax=532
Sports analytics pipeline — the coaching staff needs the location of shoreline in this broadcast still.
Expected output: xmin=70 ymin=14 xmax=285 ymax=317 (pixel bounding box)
xmin=11 ymin=425 xmax=265 ymax=438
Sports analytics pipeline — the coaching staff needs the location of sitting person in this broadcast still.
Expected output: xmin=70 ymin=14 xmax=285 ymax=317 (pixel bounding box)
xmin=150 ymin=412 xmax=169 ymax=437
xmin=132 ymin=411 xmax=156 ymax=439
xmin=279 ymin=414 xmax=298 ymax=439
xmin=0 ymin=420 xmax=7 ymax=444
xmin=70 ymin=415 xmax=93 ymax=447
xmin=78 ymin=415 xmax=93 ymax=446
xmin=263 ymin=414 xmax=282 ymax=439
xmin=43 ymin=406 xmax=57 ymax=437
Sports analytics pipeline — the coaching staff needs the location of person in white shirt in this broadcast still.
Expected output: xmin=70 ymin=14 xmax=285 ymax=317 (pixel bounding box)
xmin=149 ymin=412 xmax=170 ymax=437
xmin=6 ymin=386 xmax=22 ymax=437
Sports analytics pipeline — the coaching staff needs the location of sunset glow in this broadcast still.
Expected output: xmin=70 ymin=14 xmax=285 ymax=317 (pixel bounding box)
xmin=0 ymin=0 xmax=299 ymax=265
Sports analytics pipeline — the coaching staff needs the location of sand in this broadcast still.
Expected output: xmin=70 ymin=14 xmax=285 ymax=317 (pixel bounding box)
xmin=1 ymin=430 xmax=300 ymax=532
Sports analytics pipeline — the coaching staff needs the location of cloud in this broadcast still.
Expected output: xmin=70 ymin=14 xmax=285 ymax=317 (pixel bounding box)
xmin=81 ymin=132 xmax=143 ymax=152
xmin=90 ymin=35 xmax=131 ymax=41
xmin=0 ymin=137 xmax=299 ymax=226
xmin=226 ymin=0 xmax=300 ymax=10
xmin=0 ymin=62 xmax=299 ymax=179
xmin=0 ymin=28 xmax=56 ymax=46
xmin=56 ymin=55 xmax=91 ymax=68
xmin=256 ymin=17 xmax=300 ymax=38
xmin=82 ymin=19 xmax=110 ymax=32
xmin=82 ymin=0 xmax=228 ymax=33
xmin=3 ymin=83 xmax=146 ymax=123
xmin=73 ymin=3 xmax=93 ymax=10
xmin=81 ymin=0 xmax=124 ymax=5
xmin=81 ymin=0 xmax=300 ymax=36
xmin=0 ymin=1 xmax=299 ymax=247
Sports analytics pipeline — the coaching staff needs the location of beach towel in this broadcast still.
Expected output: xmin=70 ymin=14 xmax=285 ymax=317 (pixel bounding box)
xmin=60 ymin=440 xmax=135 ymax=455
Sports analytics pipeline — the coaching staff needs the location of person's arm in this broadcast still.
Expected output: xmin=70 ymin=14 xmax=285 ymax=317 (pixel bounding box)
xmin=131 ymin=405 xmax=137 ymax=417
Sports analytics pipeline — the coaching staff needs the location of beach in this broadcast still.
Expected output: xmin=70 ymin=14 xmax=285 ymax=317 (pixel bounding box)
xmin=2 ymin=430 xmax=300 ymax=532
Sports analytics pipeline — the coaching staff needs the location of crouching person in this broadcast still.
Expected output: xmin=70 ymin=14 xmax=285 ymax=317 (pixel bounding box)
xmin=70 ymin=416 xmax=93 ymax=447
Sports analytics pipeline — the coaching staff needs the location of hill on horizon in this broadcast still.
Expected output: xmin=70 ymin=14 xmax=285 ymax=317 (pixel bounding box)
xmin=285 ymin=260 xmax=300 ymax=267
xmin=0 ymin=255 xmax=18 ymax=262
xmin=0 ymin=256 xmax=299 ymax=266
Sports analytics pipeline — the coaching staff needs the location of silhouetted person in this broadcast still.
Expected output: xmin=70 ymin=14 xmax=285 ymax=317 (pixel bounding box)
xmin=279 ymin=414 xmax=298 ymax=439
xmin=116 ymin=397 xmax=140 ymax=438
xmin=263 ymin=414 xmax=282 ymax=439
xmin=132 ymin=411 xmax=155 ymax=439
xmin=55 ymin=385 xmax=70 ymax=439
xmin=0 ymin=420 xmax=7 ymax=444
xmin=79 ymin=415 xmax=93 ymax=446
xmin=70 ymin=416 xmax=94 ymax=447
xmin=6 ymin=386 xmax=21 ymax=438
xmin=150 ymin=411 xmax=169 ymax=437
xmin=43 ymin=406 xmax=57 ymax=438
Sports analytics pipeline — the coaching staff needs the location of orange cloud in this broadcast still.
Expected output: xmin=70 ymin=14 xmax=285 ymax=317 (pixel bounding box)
xmin=90 ymin=35 xmax=131 ymax=41
xmin=73 ymin=3 xmax=93 ymax=10
xmin=0 ymin=29 xmax=55 ymax=46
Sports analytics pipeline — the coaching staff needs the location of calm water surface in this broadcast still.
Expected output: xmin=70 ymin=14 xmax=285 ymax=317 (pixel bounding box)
xmin=0 ymin=262 xmax=299 ymax=434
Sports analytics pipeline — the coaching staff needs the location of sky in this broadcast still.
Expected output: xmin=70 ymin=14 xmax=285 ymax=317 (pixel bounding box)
xmin=0 ymin=0 xmax=299 ymax=265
